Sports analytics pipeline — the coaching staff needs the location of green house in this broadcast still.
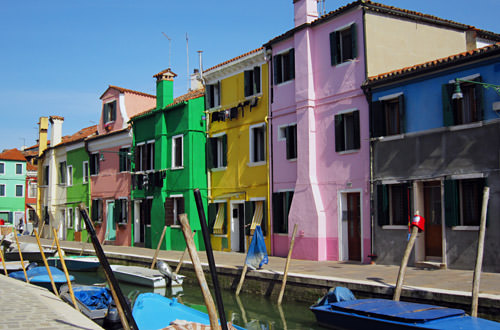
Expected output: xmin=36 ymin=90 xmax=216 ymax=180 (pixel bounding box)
xmin=129 ymin=69 xmax=207 ymax=250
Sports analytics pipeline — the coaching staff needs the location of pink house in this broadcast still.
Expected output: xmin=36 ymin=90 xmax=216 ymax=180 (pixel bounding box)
xmin=86 ymin=86 xmax=156 ymax=245
xmin=268 ymin=0 xmax=485 ymax=262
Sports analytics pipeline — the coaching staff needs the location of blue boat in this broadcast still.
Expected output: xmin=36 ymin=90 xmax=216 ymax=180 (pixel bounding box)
xmin=132 ymin=292 xmax=246 ymax=330
xmin=9 ymin=266 xmax=74 ymax=291
xmin=310 ymin=287 xmax=500 ymax=330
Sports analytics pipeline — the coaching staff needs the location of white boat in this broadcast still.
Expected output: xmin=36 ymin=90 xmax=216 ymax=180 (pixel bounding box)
xmin=47 ymin=255 xmax=100 ymax=271
xmin=110 ymin=265 xmax=167 ymax=288
xmin=0 ymin=260 xmax=30 ymax=273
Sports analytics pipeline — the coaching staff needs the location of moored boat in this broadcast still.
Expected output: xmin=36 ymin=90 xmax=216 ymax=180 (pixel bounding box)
xmin=47 ymin=255 xmax=100 ymax=272
xmin=0 ymin=260 xmax=31 ymax=274
xmin=4 ymin=242 xmax=57 ymax=262
xmin=310 ymin=287 xmax=500 ymax=330
xmin=110 ymin=264 xmax=167 ymax=288
xmin=9 ymin=266 xmax=74 ymax=291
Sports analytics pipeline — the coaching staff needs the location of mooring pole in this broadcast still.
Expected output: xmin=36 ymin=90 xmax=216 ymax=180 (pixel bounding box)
xmin=193 ymin=189 xmax=228 ymax=330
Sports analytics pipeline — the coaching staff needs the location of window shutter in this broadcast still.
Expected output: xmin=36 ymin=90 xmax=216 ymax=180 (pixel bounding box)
xmin=289 ymin=49 xmax=295 ymax=80
xmin=273 ymin=55 xmax=279 ymax=85
xmin=442 ymin=83 xmax=455 ymax=126
xmin=206 ymin=138 xmax=216 ymax=169
xmin=350 ymin=23 xmax=357 ymax=59
xmin=285 ymin=126 xmax=292 ymax=159
xmin=272 ymin=192 xmax=283 ymax=234
xmin=335 ymin=114 xmax=345 ymax=152
xmin=398 ymin=94 xmax=405 ymax=134
xmin=444 ymin=179 xmax=459 ymax=227
xmin=164 ymin=197 xmax=174 ymax=226
xmin=206 ymin=85 xmax=213 ymax=109
xmin=91 ymin=200 xmax=97 ymax=222
xmin=377 ymin=184 xmax=389 ymax=226
xmin=244 ymin=201 xmax=254 ymax=236
xmin=217 ymin=81 xmax=221 ymax=106
xmin=353 ymin=111 xmax=360 ymax=150
xmin=330 ymin=31 xmax=338 ymax=66
xmin=370 ymin=100 xmax=385 ymax=138
xmin=222 ymin=134 xmax=228 ymax=166
xmin=261 ymin=201 xmax=267 ymax=236
xmin=208 ymin=203 xmax=216 ymax=234
xmin=111 ymin=101 xmax=116 ymax=121
xmin=402 ymin=183 xmax=410 ymax=225
xmin=254 ymin=66 xmax=261 ymax=94
xmin=114 ymin=200 xmax=121 ymax=223
xmin=178 ymin=197 xmax=185 ymax=216
xmin=474 ymin=77 xmax=484 ymax=121
xmin=244 ymin=70 xmax=252 ymax=97
xmin=222 ymin=202 xmax=228 ymax=234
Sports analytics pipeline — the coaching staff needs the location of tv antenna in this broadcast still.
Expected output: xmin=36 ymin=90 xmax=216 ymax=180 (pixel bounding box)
xmin=317 ymin=0 xmax=326 ymax=15
xmin=186 ymin=32 xmax=189 ymax=91
xmin=162 ymin=32 xmax=172 ymax=68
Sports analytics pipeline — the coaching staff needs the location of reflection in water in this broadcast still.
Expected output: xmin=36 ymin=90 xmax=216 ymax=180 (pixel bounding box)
xmin=70 ymin=269 xmax=322 ymax=330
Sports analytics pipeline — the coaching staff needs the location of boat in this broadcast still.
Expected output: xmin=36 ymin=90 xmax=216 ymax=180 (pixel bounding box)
xmin=0 ymin=260 xmax=31 ymax=273
xmin=4 ymin=242 xmax=57 ymax=262
xmin=60 ymin=284 xmax=120 ymax=328
xmin=47 ymin=255 xmax=100 ymax=272
xmin=9 ymin=266 xmax=74 ymax=291
xmin=310 ymin=287 xmax=500 ymax=330
xmin=110 ymin=263 xmax=185 ymax=288
xmin=132 ymin=292 xmax=245 ymax=330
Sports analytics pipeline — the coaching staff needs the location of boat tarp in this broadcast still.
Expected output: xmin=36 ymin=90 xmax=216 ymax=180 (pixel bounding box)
xmin=73 ymin=286 xmax=112 ymax=311
xmin=244 ymin=225 xmax=268 ymax=270
xmin=329 ymin=298 xmax=465 ymax=323
xmin=9 ymin=266 xmax=73 ymax=283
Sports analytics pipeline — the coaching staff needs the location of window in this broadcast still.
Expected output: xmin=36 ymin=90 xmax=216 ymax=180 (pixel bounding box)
xmin=164 ymin=196 xmax=185 ymax=226
xmin=103 ymin=101 xmax=117 ymax=123
xmin=244 ymin=66 xmax=261 ymax=97
xmin=0 ymin=163 xmax=4 ymax=174
xmin=279 ymin=124 xmax=297 ymax=160
xmin=330 ymin=23 xmax=357 ymax=65
xmin=443 ymin=77 xmax=484 ymax=126
xmin=28 ymin=209 xmax=36 ymax=224
xmin=135 ymin=142 xmax=154 ymax=172
xmin=91 ymin=199 xmax=103 ymax=223
xmin=28 ymin=182 xmax=37 ymax=198
xmin=15 ymin=185 xmax=23 ymax=197
xmin=208 ymin=202 xmax=227 ymax=235
xmin=119 ymin=147 xmax=131 ymax=172
xmin=67 ymin=165 xmax=73 ymax=186
xmin=272 ymin=191 xmax=294 ymax=234
xmin=273 ymin=49 xmax=295 ymax=85
xmin=172 ymin=135 xmax=183 ymax=169
xmin=58 ymin=161 xmax=67 ymax=185
xmin=90 ymin=153 xmax=99 ymax=175
xmin=83 ymin=161 xmax=89 ymax=183
xmin=445 ymin=178 xmax=486 ymax=227
xmin=207 ymin=134 xmax=227 ymax=169
xmin=335 ymin=110 xmax=360 ymax=152
xmin=250 ymin=124 xmax=266 ymax=164
xmin=376 ymin=183 xmax=411 ymax=227
xmin=0 ymin=184 xmax=5 ymax=197
xmin=206 ymin=82 xmax=221 ymax=109
xmin=43 ymin=165 xmax=49 ymax=186
xmin=67 ymin=208 xmax=74 ymax=229
xmin=114 ymin=199 xmax=128 ymax=224
xmin=245 ymin=200 xmax=267 ymax=236
xmin=371 ymin=94 xmax=405 ymax=138
xmin=16 ymin=164 xmax=22 ymax=175
xmin=43 ymin=206 xmax=50 ymax=224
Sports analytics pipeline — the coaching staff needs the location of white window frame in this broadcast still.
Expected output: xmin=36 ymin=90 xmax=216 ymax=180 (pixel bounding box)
xmin=15 ymin=184 xmax=23 ymax=197
xmin=67 ymin=208 xmax=74 ymax=229
xmin=83 ymin=161 xmax=89 ymax=183
xmin=15 ymin=163 xmax=23 ymax=175
xmin=211 ymin=132 xmax=227 ymax=170
xmin=117 ymin=197 xmax=128 ymax=224
xmin=0 ymin=184 xmax=5 ymax=197
xmin=28 ymin=181 xmax=37 ymax=199
xmin=274 ymin=48 xmax=295 ymax=86
xmin=67 ymin=165 xmax=73 ymax=186
xmin=249 ymin=123 xmax=266 ymax=166
xmin=171 ymin=134 xmax=184 ymax=169
xmin=169 ymin=194 xmax=184 ymax=227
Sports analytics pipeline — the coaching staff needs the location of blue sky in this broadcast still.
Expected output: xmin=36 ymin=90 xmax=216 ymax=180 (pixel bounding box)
xmin=1 ymin=0 xmax=499 ymax=152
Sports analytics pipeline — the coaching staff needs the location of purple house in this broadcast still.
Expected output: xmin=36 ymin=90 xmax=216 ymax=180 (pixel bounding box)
xmin=267 ymin=0 xmax=497 ymax=262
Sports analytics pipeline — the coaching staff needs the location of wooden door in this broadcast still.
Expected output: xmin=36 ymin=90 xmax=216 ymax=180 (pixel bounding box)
xmin=424 ymin=181 xmax=442 ymax=258
xmin=347 ymin=193 xmax=361 ymax=261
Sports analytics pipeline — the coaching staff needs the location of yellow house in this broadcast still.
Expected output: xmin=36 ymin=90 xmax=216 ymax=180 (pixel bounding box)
xmin=204 ymin=48 xmax=270 ymax=253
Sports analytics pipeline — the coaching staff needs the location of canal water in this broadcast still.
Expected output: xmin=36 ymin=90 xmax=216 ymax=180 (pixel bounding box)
xmin=71 ymin=269 xmax=325 ymax=330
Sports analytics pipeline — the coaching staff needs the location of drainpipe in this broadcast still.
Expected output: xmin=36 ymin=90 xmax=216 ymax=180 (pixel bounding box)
xmin=265 ymin=47 xmax=275 ymax=255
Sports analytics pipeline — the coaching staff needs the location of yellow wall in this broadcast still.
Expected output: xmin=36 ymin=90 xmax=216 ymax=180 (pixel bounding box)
xmin=209 ymin=62 xmax=271 ymax=252
xmin=365 ymin=12 xmax=468 ymax=77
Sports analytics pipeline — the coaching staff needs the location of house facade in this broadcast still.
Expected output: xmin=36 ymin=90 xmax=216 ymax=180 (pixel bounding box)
xmin=86 ymin=86 xmax=156 ymax=245
xmin=265 ymin=0 xmax=497 ymax=262
xmin=364 ymin=44 xmax=500 ymax=272
xmin=0 ymin=148 xmax=27 ymax=231
xmin=204 ymin=48 xmax=271 ymax=252
xmin=129 ymin=69 xmax=207 ymax=251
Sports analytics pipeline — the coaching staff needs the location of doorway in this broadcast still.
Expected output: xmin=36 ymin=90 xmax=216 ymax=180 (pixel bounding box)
xmin=424 ymin=181 xmax=442 ymax=260
xmin=134 ymin=200 xmax=144 ymax=246
xmin=230 ymin=203 xmax=245 ymax=252
xmin=105 ymin=201 xmax=116 ymax=241
xmin=347 ymin=192 xmax=361 ymax=261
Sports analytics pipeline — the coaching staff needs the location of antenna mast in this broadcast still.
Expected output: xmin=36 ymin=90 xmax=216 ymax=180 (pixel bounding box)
xmin=186 ymin=33 xmax=189 ymax=91
xmin=161 ymin=32 xmax=172 ymax=68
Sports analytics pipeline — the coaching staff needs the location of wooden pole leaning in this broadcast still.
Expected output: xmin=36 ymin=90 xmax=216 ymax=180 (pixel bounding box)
xmin=471 ymin=186 xmax=490 ymax=317
xmin=151 ymin=225 xmax=167 ymax=270
xmin=236 ymin=229 xmax=257 ymax=296
xmin=393 ymin=224 xmax=419 ymax=301
xmin=52 ymin=228 xmax=79 ymax=312
xmin=175 ymin=231 xmax=195 ymax=274
xmin=277 ymin=224 xmax=298 ymax=305
xmin=0 ymin=241 xmax=8 ymax=276
xmin=179 ymin=214 xmax=221 ymax=330
xmin=50 ymin=228 xmax=59 ymax=250
xmin=34 ymin=229 xmax=59 ymax=297
xmin=13 ymin=231 xmax=29 ymax=283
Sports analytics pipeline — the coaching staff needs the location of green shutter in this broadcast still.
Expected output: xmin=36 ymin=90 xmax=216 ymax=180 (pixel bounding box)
xmin=206 ymin=138 xmax=216 ymax=169
xmin=244 ymin=201 xmax=254 ymax=236
xmin=353 ymin=111 xmax=360 ymax=150
xmin=330 ymin=31 xmax=338 ymax=66
xmin=377 ymin=184 xmax=389 ymax=226
xmin=207 ymin=203 xmax=216 ymax=234
xmin=114 ymin=200 xmax=121 ymax=223
xmin=444 ymin=179 xmax=459 ymax=227
xmin=205 ymin=85 xmax=213 ymax=109
xmin=222 ymin=202 xmax=228 ymax=235
xmin=164 ymin=198 xmax=174 ymax=226
xmin=350 ymin=23 xmax=357 ymax=59
xmin=222 ymin=134 xmax=228 ymax=167
xmin=442 ymin=83 xmax=455 ymax=126
xmin=261 ymin=201 xmax=267 ymax=236
xmin=335 ymin=114 xmax=344 ymax=152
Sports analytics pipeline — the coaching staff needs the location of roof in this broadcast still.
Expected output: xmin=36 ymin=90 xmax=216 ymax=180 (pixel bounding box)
xmin=26 ymin=163 xmax=37 ymax=172
xmin=130 ymin=88 xmax=205 ymax=121
xmin=204 ymin=47 xmax=264 ymax=73
xmin=265 ymin=0 xmax=499 ymax=47
xmin=99 ymin=85 xmax=156 ymax=100
xmin=365 ymin=43 xmax=500 ymax=87
xmin=0 ymin=148 xmax=26 ymax=162
xmin=56 ymin=125 xmax=98 ymax=147
xmin=85 ymin=126 xmax=130 ymax=142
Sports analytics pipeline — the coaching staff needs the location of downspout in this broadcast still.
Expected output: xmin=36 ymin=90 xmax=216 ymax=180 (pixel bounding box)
xmin=198 ymin=51 xmax=212 ymax=203
xmin=84 ymin=136 xmax=92 ymax=242
xmin=265 ymin=47 xmax=275 ymax=255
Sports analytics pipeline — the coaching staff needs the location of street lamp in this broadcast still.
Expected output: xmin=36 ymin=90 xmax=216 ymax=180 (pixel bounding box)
xmin=452 ymin=78 xmax=500 ymax=100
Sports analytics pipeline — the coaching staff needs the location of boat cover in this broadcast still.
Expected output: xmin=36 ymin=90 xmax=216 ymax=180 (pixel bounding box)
xmin=9 ymin=266 xmax=74 ymax=283
xmin=329 ymin=299 xmax=465 ymax=323
xmin=73 ymin=286 xmax=112 ymax=310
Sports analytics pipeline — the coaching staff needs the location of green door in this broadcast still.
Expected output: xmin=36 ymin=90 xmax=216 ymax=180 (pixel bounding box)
xmin=106 ymin=201 xmax=116 ymax=241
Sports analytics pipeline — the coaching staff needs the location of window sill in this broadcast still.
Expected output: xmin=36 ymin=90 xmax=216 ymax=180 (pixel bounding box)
xmin=171 ymin=166 xmax=184 ymax=171
xmin=382 ymin=225 xmax=407 ymax=230
xmin=170 ymin=225 xmax=181 ymax=229
xmin=275 ymin=79 xmax=294 ymax=87
xmin=207 ymin=106 xmax=222 ymax=113
xmin=286 ymin=158 xmax=297 ymax=162
xmin=118 ymin=222 xmax=128 ymax=227
xmin=247 ymin=161 xmax=266 ymax=167
xmin=211 ymin=167 xmax=227 ymax=172
xmin=332 ymin=58 xmax=358 ymax=68
xmin=213 ymin=234 xmax=228 ymax=238
xmin=337 ymin=149 xmax=360 ymax=155
xmin=448 ymin=121 xmax=482 ymax=131
xmin=451 ymin=226 xmax=479 ymax=231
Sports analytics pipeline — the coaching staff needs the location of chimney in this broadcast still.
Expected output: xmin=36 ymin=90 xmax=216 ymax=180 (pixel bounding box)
xmin=294 ymin=0 xmax=318 ymax=27
xmin=49 ymin=115 xmax=64 ymax=147
xmin=38 ymin=117 xmax=49 ymax=157
xmin=153 ymin=68 xmax=177 ymax=109
xmin=190 ymin=69 xmax=203 ymax=91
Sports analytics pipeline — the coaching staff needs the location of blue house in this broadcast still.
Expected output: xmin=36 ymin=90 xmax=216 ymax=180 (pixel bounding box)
xmin=363 ymin=44 xmax=500 ymax=272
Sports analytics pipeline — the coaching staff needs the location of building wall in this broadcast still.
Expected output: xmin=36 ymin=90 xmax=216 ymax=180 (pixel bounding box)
xmin=0 ymin=160 xmax=26 ymax=225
